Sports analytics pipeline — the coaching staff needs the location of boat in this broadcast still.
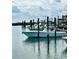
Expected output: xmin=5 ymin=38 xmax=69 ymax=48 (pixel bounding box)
xmin=22 ymin=22 xmax=67 ymax=38
xmin=22 ymin=30 xmax=67 ymax=38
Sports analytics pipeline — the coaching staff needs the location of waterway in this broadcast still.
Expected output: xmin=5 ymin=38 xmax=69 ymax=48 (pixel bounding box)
xmin=12 ymin=26 xmax=67 ymax=59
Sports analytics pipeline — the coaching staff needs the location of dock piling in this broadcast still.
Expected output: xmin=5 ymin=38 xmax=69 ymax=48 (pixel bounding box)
xmin=37 ymin=18 xmax=40 ymax=56
xmin=22 ymin=20 xmax=26 ymax=31
xmin=30 ymin=20 xmax=32 ymax=29
xmin=47 ymin=16 xmax=50 ymax=55
xmin=54 ymin=17 xmax=57 ymax=56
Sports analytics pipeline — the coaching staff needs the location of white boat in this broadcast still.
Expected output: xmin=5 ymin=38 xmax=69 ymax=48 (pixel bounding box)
xmin=22 ymin=30 xmax=67 ymax=38
xmin=22 ymin=24 xmax=67 ymax=38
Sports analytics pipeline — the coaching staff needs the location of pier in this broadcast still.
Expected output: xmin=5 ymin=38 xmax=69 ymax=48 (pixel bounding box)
xmin=12 ymin=15 xmax=67 ymax=38
xmin=12 ymin=15 xmax=67 ymax=32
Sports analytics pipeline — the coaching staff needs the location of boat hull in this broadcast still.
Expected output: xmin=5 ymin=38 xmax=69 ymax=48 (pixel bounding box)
xmin=22 ymin=31 xmax=67 ymax=38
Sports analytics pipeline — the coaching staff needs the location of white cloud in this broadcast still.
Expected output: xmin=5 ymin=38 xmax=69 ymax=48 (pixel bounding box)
xmin=12 ymin=0 xmax=67 ymax=20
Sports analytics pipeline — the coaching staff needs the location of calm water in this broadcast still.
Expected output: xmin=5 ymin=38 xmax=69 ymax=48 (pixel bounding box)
xmin=12 ymin=26 xmax=67 ymax=59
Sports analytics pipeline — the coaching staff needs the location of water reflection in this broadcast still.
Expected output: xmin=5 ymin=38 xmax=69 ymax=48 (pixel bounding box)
xmin=23 ymin=37 xmax=67 ymax=59
xmin=12 ymin=26 xmax=67 ymax=59
xmin=23 ymin=37 xmax=62 ymax=43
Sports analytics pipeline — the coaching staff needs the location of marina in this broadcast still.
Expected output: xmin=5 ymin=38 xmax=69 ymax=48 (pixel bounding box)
xmin=12 ymin=15 xmax=67 ymax=59
xmin=12 ymin=0 xmax=67 ymax=58
xmin=12 ymin=16 xmax=67 ymax=38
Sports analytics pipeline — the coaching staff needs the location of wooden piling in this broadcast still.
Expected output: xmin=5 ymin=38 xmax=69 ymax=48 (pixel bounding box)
xmin=47 ymin=16 xmax=50 ymax=54
xmin=33 ymin=19 xmax=34 ymax=23
xmin=58 ymin=16 xmax=59 ymax=27
xmin=38 ymin=18 xmax=39 ymax=42
xmin=38 ymin=18 xmax=40 ymax=56
xmin=24 ymin=21 xmax=26 ymax=28
xmin=22 ymin=20 xmax=26 ymax=31
xmin=30 ymin=20 xmax=32 ymax=29
xmin=54 ymin=17 xmax=57 ymax=56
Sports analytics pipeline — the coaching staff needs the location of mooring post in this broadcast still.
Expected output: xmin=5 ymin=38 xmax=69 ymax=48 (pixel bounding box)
xmin=33 ymin=19 xmax=34 ymax=23
xmin=38 ymin=18 xmax=40 ymax=56
xmin=47 ymin=16 xmax=50 ymax=54
xmin=33 ymin=19 xmax=35 ymax=25
xmin=38 ymin=18 xmax=39 ymax=42
xmin=58 ymin=16 xmax=59 ymax=27
xmin=30 ymin=20 xmax=32 ymax=29
xmin=22 ymin=21 xmax=23 ymax=31
xmin=24 ymin=20 xmax=26 ymax=28
xmin=22 ymin=20 xmax=26 ymax=31
xmin=54 ymin=17 xmax=57 ymax=56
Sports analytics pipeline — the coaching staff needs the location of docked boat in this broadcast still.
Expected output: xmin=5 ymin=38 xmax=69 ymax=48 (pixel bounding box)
xmin=22 ymin=22 xmax=67 ymax=38
xmin=22 ymin=30 xmax=67 ymax=38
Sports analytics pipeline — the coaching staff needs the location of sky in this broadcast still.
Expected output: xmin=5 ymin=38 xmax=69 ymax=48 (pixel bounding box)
xmin=12 ymin=0 xmax=67 ymax=22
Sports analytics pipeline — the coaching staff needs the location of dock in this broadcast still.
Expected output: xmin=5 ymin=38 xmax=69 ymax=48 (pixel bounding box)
xmin=12 ymin=15 xmax=67 ymax=57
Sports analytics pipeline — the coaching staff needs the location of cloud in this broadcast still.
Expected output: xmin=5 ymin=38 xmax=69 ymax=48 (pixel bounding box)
xmin=12 ymin=5 xmax=20 ymax=13
xmin=12 ymin=1 xmax=21 ymax=13
xmin=12 ymin=0 xmax=67 ymax=20
xmin=55 ymin=0 xmax=61 ymax=2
